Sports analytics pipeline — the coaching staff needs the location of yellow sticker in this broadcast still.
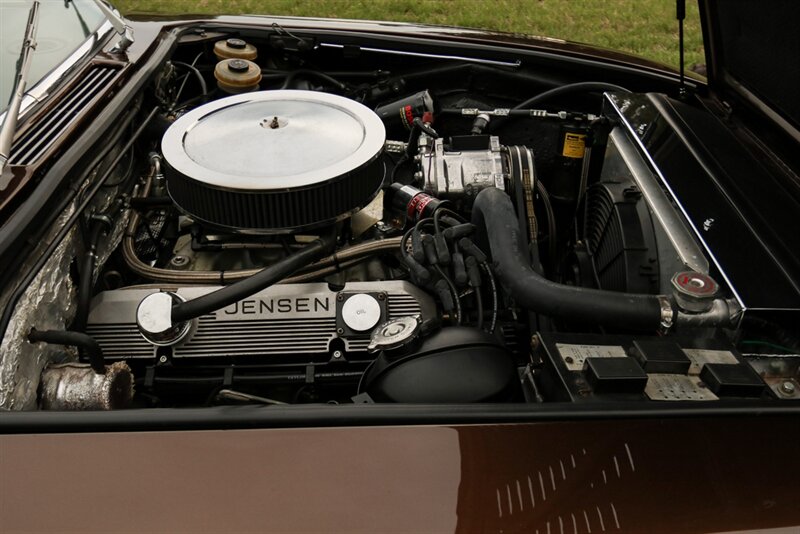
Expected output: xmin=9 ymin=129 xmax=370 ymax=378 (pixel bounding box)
xmin=562 ymin=132 xmax=586 ymax=159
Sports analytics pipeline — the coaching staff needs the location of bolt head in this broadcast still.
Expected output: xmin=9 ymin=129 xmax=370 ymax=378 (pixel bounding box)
xmin=332 ymin=350 xmax=343 ymax=359
xmin=780 ymin=381 xmax=796 ymax=395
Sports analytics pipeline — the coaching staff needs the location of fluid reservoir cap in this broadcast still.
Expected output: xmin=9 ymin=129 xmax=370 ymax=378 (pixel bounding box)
xmin=367 ymin=316 xmax=420 ymax=353
xmin=342 ymin=294 xmax=381 ymax=332
xmin=227 ymin=59 xmax=250 ymax=73
xmin=213 ymin=38 xmax=257 ymax=60
xmin=226 ymin=38 xmax=246 ymax=50
xmin=671 ymin=271 xmax=719 ymax=313
xmin=136 ymin=292 xmax=193 ymax=346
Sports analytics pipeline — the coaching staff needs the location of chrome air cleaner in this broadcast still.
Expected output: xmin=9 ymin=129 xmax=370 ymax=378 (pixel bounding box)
xmin=162 ymin=90 xmax=386 ymax=233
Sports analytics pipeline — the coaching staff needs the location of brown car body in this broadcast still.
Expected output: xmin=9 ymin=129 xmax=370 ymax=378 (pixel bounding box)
xmin=1 ymin=10 xmax=799 ymax=534
xmin=2 ymin=416 xmax=799 ymax=532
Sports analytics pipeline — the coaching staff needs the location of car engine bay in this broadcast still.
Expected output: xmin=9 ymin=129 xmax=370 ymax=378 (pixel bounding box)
xmin=3 ymin=24 xmax=799 ymax=411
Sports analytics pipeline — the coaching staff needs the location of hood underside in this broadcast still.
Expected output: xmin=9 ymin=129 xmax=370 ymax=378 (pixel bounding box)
xmin=700 ymin=0 xmax=800 ymax=139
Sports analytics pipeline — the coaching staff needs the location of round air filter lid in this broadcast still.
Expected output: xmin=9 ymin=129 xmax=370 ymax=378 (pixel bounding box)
xmin=162 ymin=90 xmax=386 ymax=233
xmin=163 ymin=90 xmax=385 ymax=190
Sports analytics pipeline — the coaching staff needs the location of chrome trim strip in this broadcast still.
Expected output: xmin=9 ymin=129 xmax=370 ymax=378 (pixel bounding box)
xmin=608 ymin=128 xmax=709 ymax=274
xmin=0 ymin=20 xmax=115 ymax=126
xmin=604 ymin=92 xmax=746 ymax=310
xmin=319 ymin=42 xmax=522 ymax=67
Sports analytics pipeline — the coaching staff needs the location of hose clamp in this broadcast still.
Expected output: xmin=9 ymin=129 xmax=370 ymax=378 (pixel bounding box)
xmin=658 ymin=295 xmax=674 ymax=333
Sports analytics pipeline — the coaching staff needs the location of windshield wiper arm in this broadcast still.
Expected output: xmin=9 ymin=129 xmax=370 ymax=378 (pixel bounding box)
xmin=0 ymin=0 xmax=40 ymax=178
xmin=90 ymin=0 xmax=133 ymax=52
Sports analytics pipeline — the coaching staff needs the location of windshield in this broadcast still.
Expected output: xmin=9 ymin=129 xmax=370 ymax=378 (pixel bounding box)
xmin=0 ymin=0 xmax=106 ymax=113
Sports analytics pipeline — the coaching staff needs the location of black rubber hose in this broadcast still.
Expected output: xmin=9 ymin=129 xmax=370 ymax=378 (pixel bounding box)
xmin=471 ymin=188 xmax=664 ymax=330
xmin=280 ymin=70 xmax=346 ymax=91
xmin=170 ymin=235 xmax=335 ymax=323
xmin=72 ymin=220 xmax=107 ymax=332
xmin=489 ymin=81 xmax=630 ymax=132
xmin=512 ymin=81 xmax=630 ymax=110
xmin=28 ymin=329 xmax=105 ymax=375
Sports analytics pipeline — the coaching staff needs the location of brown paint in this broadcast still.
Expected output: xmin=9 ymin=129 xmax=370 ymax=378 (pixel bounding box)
xmin=1 ymin=416 xmax=798 ymax=533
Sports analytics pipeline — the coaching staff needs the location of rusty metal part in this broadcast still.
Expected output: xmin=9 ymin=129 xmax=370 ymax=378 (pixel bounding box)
xmin=674 ymin=298 xmax=741 ymax=328
xmin=39 ymin=361 xmax=134 ymax=410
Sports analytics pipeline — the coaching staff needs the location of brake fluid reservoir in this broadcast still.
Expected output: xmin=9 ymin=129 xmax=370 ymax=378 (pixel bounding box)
xmin=214 ymin=58 xmax=262 ymax=93
xmin=213 ymin=38 xmax=258 ymax=60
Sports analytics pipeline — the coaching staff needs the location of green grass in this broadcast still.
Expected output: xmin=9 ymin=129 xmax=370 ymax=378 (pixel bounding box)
xmin=115 ymin=0 xmax=704 ymax=71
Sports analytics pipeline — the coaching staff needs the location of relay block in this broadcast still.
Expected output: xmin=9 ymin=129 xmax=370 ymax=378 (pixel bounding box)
xmin=535 ymin=332 xmax=770 ymax=402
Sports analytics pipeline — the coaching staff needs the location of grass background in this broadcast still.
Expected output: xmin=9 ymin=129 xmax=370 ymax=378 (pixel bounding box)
xmin=115 ymin=0 xmax=705 ymax=71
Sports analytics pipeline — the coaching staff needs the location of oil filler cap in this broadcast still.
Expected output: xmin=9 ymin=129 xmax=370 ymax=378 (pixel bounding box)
xmin=341 ymin=294 xmax=381 ymax=332
xmin=136 ymin=292 xmax=193 ymax=347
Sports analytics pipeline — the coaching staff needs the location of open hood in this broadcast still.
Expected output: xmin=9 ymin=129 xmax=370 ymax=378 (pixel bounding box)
xmin=699 ymin=0 xmax=800 ymax=142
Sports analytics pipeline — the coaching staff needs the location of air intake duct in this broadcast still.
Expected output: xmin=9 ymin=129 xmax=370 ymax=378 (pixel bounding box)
xmin=161 ymin=90 xmax=386 ymax=233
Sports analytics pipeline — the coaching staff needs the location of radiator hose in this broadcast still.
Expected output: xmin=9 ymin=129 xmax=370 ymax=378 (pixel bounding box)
xmin=471 ymin=187 xmax=667 ymax=330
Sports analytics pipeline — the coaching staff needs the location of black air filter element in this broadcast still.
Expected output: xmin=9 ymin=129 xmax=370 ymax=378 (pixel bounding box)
xmin=583 ymin=181 xmax=659 ymax=294
xmin=162 ymin=90 xmax=386 ymax=233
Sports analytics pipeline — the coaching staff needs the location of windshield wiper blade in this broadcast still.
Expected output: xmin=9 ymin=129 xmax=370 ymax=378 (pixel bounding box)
xmin=0 ymin=0 xmax=40 ymax=179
